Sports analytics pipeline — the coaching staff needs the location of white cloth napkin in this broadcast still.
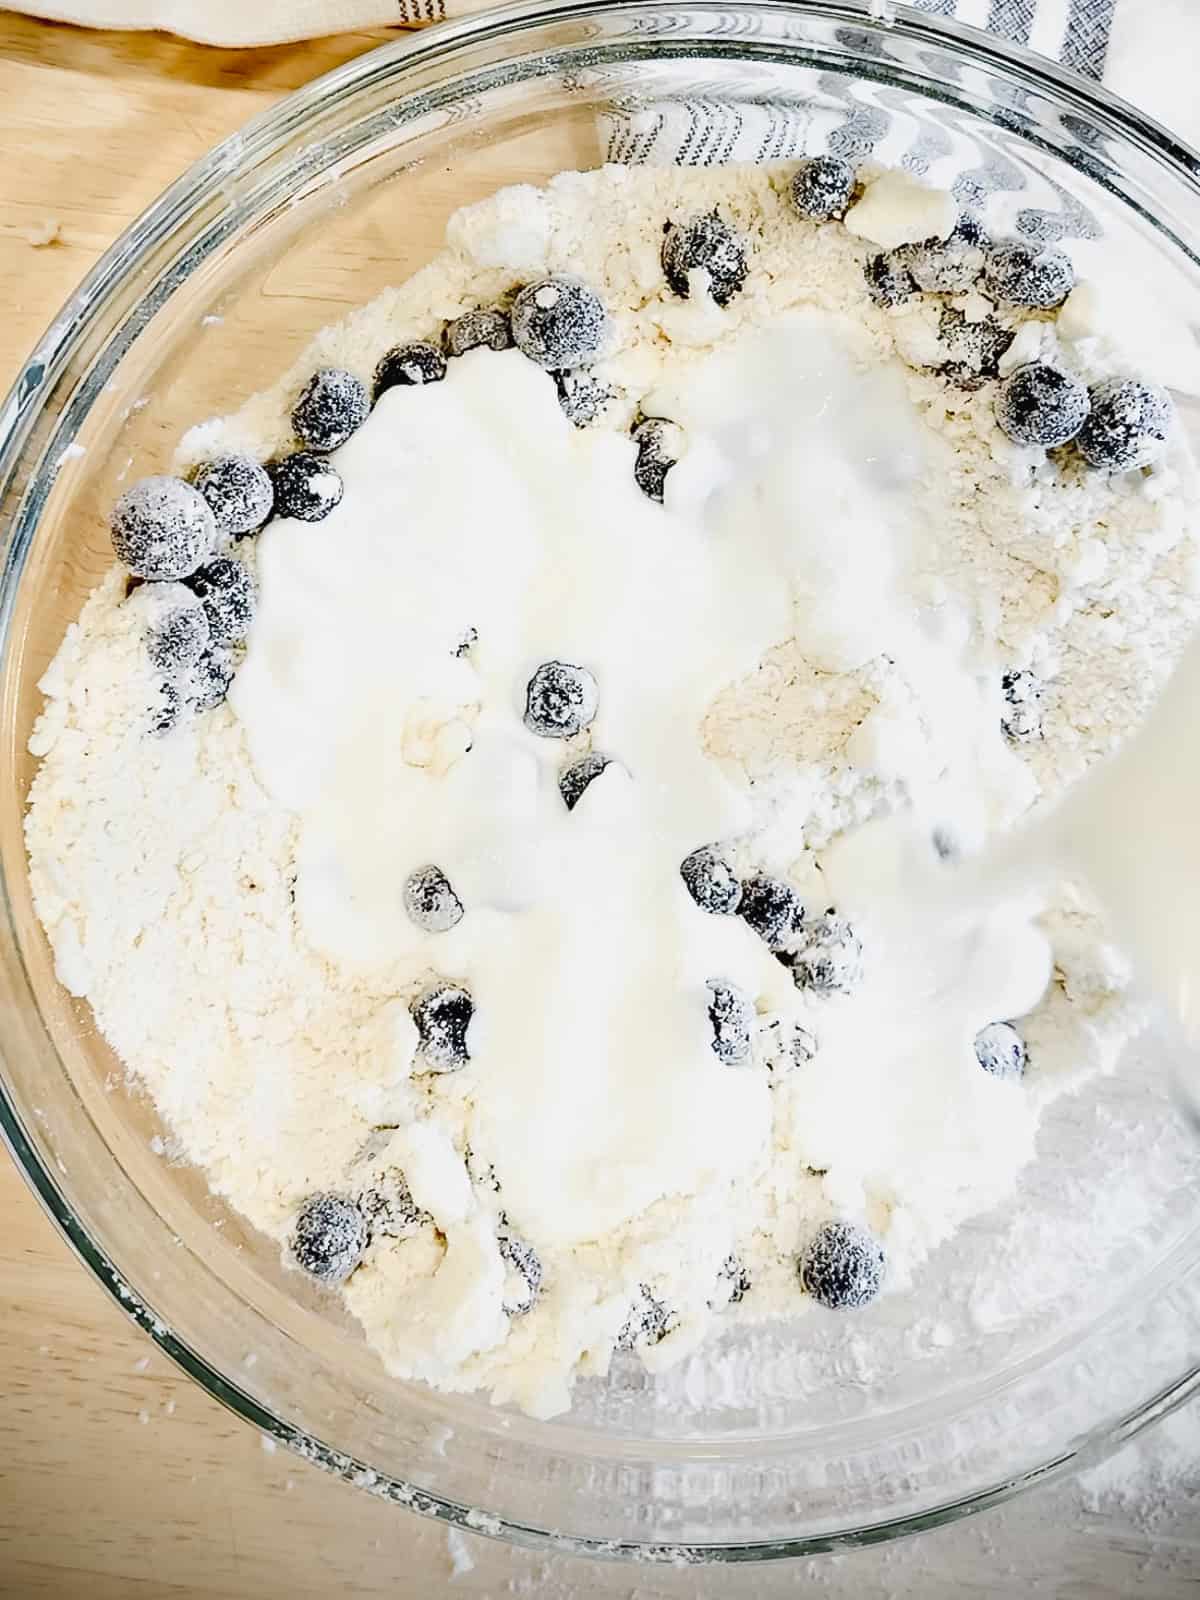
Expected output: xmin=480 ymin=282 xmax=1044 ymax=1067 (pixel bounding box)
xmin=17 ymin=0 xmax=462 ymax=40
xmin=14 ymin=0 xmax=1197 ymax=159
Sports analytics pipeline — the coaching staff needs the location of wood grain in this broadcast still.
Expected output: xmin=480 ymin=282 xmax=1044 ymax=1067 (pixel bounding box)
xmin=1 ymin=13 xmax=1197 ymax=1598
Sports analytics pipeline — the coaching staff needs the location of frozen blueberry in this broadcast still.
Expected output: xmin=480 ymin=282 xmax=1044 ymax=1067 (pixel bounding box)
xmin=193 ymin=454 xmax=274 ymax=540
xmin=524 ymin=660 xmax=599 ymax=739
xmin=995 ymin=363 xmax=1090 ymax=448
xmin=511 ymin=276 xmax=608 ymax=370
xmin=974 ymin=1021 xmax=1028 ymax=1080
xmin=781 ymin=912 xmax=863 ymax=995
xmin=146 ymin=606 xmax=208 ymax=674
xmin=632 ymin=416 xmax=684 ymax=504
xmin=358 ymin=1170 xmax=428 ymax=1238
xmin=864 ymin=251 xmax=919 ymax=309
xmin=1077 ymin=378 xmax=1173 ymax=471
xmin=410 ymin=982 xmax=473 ymax=1072
xmin=800 ymin=1220 xmax=885 ymax=1309
xmin=187 ymin=646 xmax=237 ymax=713
xmin=789 ymin=155 xmax=857 ymax=222
xmin=707 ymin=979 xmax=754 ymax=1066
xmin=982 ymin=240 xmax=1075 ymax=309
xmin=444 ymin=307 xmax=512 ymax=358
xmin=291 ymin=1192 xmax=369 ymax=1284
xmin=149 ymin=674 xmax=184 ymax=737
xmin=185 ymin=556 xmax=256 ymax=647
xmin=756 ymin=1016 xmax=819 ymax=1076
xmin=559 ymin=752 xmax=611 ymax=811
xmin=616 ymin=1283 xmax=676 ymax=1350
xmin=904 ymin=221 xmax=988 ymax=294
xmin=129 ymin=581 xmax=211 ymax=671
xmin=555 ymin=369 xmax=613 ymax=428
xmin=373 ymin=341 xmax=447 ymax=397
xmin=718 ymin=1254 xmax=752 ymax=1305
xmin=935 ymin=306 xmax=1015 ymax=390
xmin=152 ymin=642 xmax=236 ymax=729
xmin=402 ymin=865 xmax=464 ymax=933
xmin=739 ymin=874 xmax=805 ymax=951
xmin=499 ymin=1230 xmax=543 ymax=1317
xmin=268 ymin=452 xmax=344 ymax=522
xmin=680 ymin=845 xmax=742 ymax=916
xmin=662 ymin=212 xmax=748 ymax=307
xmin=1001 ymin=668 xmax=1043 ymax=743
xmin=110 ymin=476 xmax=218 ymax=581
xmin=292 ymin=368 xmax=370 ymax=453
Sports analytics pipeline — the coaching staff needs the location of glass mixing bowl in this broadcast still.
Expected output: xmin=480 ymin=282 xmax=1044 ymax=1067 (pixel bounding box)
xmin=3 ymin=0 xmax=1200 ymax=1563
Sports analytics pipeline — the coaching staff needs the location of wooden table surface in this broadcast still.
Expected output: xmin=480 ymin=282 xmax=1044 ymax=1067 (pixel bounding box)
xmin=1 ymin=12 xmax=1198 ymax=1597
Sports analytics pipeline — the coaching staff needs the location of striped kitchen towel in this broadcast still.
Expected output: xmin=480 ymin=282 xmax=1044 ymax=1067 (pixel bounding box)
xmin=5 ymin=0 xmax=1183 ymax=96
xmin=14 ymin=1 xmax=1198 ymax=158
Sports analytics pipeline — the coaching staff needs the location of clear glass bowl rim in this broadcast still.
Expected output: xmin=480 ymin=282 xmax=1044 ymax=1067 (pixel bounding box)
xmin=3 ymin=0 xmax=1200 ymax=1563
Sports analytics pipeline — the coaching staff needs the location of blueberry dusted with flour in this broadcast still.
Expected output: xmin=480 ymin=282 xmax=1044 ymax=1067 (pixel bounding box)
xmin=632 ymin=416 xmax=684 ymax=504
xmin=616 ymin=1284 xmax=676 ymax=1350
xmin=782 ymin=913 xmax=863 ymax=995
xmin=739 ymin=874 xmax=804 ymax=951
xmin=512 ymin=276 xmax=608 ymax=370
xmin=790 ymin=155 xmax=856 ymax=222
xmin=662 ymin=212 xmax=748 ymax=307
xmin=1001 ymin=669 xmax=1043 ymax=743
xmin=128 ymin=582 xmax=210 ymax=671
xmin=410 ymin=982 xmax=473 ymax=1071
xmin=1078 ymin=378 xmax=1173 ymax=471
xmin=995 ymin=363 xmax=1090 ymax=449
xmin=555 ymin=369 xmax=613 ymax=428
xmin=374 ymin=341 xmax=447 ymax=396
xmin=110 ymin=476 xmax=217 ymax=581
xmin=444 ymin=307 xmax=512 ymax=358
xmin=188 ymin=646 xmax=237 ymax=713
xmin=982 ymin=240 xmax=1075 ymax=309
xmin=974 ymin=1021 xmax=1028 ymax=1080
xmin=358 ymin=1171 xmax=428 ymax=1238
xmin=904 ymin=218 xmax=988 ymax=294
xmin=680 ymin=845 xmax=742 ymax=916
xmin=935 ymin=307 xmax=1015 ymax=390
xmin=185 ymin=556 xmax=256 ymax=646
xmin=558 ymin=752 xmax=611 ymax=811
xmin=800 ymin=1220 xmax=885 ymax=1309
xmin=402 ymin=865 xmax=464 ymax=933
xmin=147 ymin=606 xmax=209 ymax=673
xmin=149 ymin=643 xmax=236 ymax=734
xmin=706 ymin=979 xmax=754 ymax=1066
xmin=268 ymin=452 xmax=344 ymax=522
xmin=193 ymin=454 xmax=274 ymax=540
xmin=499 ymin=1231 xmax=543 ymax=1317
xmin=864 ymin=251 xmax=918 ymax=309
xmin=756 ymin=1015 xmax=818 ymax=1076
xmin=292 ymin=368 xmax=370 ymax=453
xmin=150 ymin=674 xmax=184 ymax=737
xmin=524 ymin=660 xmax=599 ymax=739
xmin=291 ymin=1192 xmax=369 ymax=1284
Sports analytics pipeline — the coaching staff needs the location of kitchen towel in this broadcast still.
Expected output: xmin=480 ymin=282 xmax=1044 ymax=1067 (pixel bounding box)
xmin=14 ymin=0 xmax=1198 ymax=170
xmin=5 ymin=0 xmax=1189 ymax=106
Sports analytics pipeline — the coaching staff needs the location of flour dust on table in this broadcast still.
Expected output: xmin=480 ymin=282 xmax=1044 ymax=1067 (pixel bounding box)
xmin=25 ymin=159 xmax=1199 ymax=1417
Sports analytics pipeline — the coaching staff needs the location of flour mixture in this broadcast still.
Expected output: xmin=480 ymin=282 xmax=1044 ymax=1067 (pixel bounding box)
xmin=25 ymin=159 xmax=1198 ymax=1417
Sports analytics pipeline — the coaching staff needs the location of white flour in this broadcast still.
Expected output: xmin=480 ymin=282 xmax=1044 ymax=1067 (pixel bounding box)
xmin=24 ymin=163 xmax=1200 ymax=1417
